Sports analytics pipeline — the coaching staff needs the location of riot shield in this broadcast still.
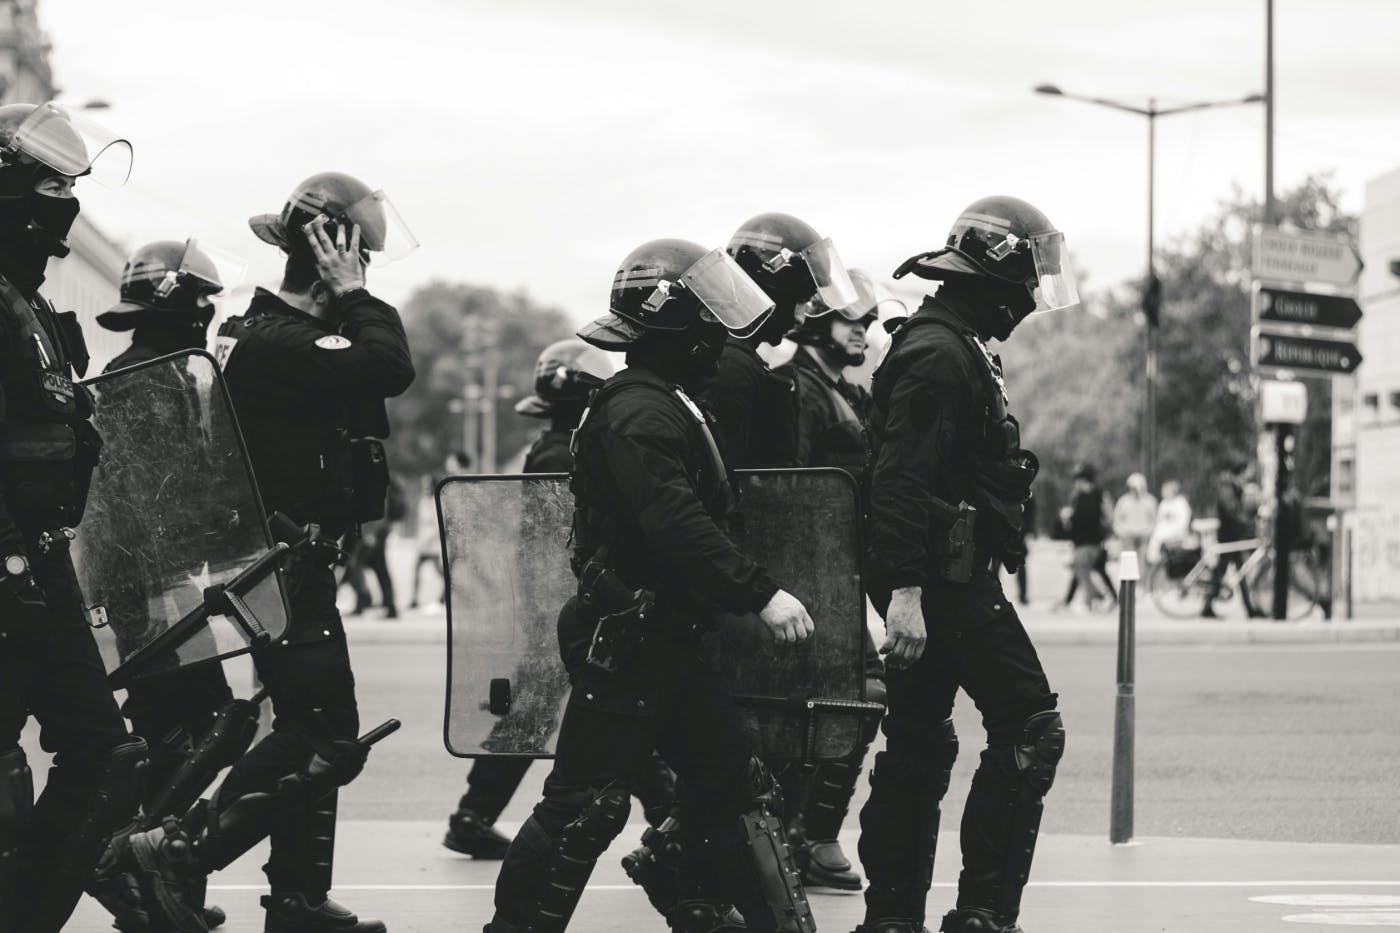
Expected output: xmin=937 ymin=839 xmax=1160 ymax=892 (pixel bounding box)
xmin=72 ymin=350 xmax=290 ymax=688
xmin=441 ymin=468 xmax=873 ymax=762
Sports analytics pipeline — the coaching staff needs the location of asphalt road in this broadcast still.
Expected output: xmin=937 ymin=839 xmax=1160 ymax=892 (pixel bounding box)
xmin=317 ymin=635 xmax=1400 ymax=845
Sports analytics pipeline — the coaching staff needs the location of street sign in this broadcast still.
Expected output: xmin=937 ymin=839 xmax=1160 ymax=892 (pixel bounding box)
xmin=1258 ymin=287 xmax=1362 ymax=331
xmin=1255 ymin=330 xmax=1362 ymax=375
xmin=1252 ymin=226 xmax=1362 ymax=286
xmin=1260 ymin=379 xmax=1308 ymax=425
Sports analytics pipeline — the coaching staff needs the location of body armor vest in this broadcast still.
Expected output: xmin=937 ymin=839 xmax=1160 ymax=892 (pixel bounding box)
xmin=0 ymin=275 xmax=100 ymax=529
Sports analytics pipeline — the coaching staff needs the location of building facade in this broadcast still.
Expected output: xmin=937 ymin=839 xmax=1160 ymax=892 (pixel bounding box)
xmin=1346 ymin=166 xmax=1400 ymax=603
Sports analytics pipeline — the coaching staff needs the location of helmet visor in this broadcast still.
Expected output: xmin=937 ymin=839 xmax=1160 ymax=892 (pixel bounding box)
xmin=799 ymin=237 xmax=860 ymax=312
xmin=680 ymin=248 xmax=775 ymax=339
xmin=12 ymin=103 xmax=132 ymax=187
xmin=336 ymin=190 xmax=418 ymax=263
xmin=176 ymin=238 xmax=247 ymax=295
xmin=1029 ymin=231 xmax=1079 ymax=312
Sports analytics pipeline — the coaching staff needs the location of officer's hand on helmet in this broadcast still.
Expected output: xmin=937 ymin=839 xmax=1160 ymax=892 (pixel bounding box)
xmin=759 ymin=589 xmax=814 ymax=645
xmin=305 ymin=221 xmax=366 ymax=297
xmin=880 ymin=586 xmax=927 ymax=669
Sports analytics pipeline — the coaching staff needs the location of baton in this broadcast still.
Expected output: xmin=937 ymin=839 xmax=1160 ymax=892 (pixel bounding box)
xmin=358 ymin=719 xmax=401 ymax=747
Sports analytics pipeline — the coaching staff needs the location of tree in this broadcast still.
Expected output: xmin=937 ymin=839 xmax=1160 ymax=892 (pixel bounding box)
xmin=1001 ymin=174 xmax=1355 ymax=524
xmin=386 ymin=281 xmax=575 ymax=480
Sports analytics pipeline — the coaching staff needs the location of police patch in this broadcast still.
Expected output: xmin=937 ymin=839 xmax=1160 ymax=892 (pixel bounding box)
xmin=315 ymin=335 xmax=352 ymax=350
xmin=212 ymin=335 xmax=238 ymax=369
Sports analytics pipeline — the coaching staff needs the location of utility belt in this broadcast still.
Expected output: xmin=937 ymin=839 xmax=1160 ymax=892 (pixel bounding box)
xmin=577 ymin=557 xmax=657 ymax=675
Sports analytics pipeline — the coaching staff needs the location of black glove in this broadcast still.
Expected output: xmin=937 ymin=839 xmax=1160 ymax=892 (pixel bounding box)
xmin=0 ymin=571 xmax=47 ymax=637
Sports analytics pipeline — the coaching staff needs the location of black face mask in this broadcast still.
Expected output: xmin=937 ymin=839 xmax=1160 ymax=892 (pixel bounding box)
xmin=940 ymin=277 xmax=1035 ymax=342
xmin=629 ymin=320 xmax=729 ymax=393
xmin=26 ymin=191 xmax=80 ymax=257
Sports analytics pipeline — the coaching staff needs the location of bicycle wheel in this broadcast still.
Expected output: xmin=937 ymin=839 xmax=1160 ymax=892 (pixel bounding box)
xmin=1149 ymin=562 xmax=1209 ymax=619
xmin=1250 ymin=551 xmax=1321 ymax=620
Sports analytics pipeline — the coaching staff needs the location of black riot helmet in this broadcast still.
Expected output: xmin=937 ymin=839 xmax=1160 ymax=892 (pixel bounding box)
xmin=727 ymin=213 xmax=860 ymax=313
xmin=580 ymin=238 xmax=775 ymax=350
xmin=893 ymin=195 xmax=1079 ymax=313
xmin=0 ymin=102 xmax=131 ymax=262
xmin=515 ymin=338 xmax=616 ymax=418
xmin=97 ymin=239 xmax=243 ymax=332
xmin=249 ymin=171 xmax=417 ymax=265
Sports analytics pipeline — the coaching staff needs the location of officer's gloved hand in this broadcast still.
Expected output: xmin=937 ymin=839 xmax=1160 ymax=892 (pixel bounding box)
xmin=758 ymin=589 xmax=814 ymax=645
xmin=0 ymin=568 xmax=47 ymax=636
xmin=298 ymin=738 xmax=370 ymax=790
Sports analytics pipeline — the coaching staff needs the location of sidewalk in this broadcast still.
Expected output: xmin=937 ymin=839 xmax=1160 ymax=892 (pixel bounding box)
xmin=342 ymin=601 xmax=1400 ymax=647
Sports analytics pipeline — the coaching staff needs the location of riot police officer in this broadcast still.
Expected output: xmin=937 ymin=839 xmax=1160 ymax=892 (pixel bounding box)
xmin=124 ymin=172 xmax=416 ymax=933
xmin=487 ymin=238 xmax=817 ymax=933
xmin=772 ymin=268 xmax=885 ymax=891
xmin=0 ymin=101 xmax=148 ymax=933
xmin=857 ymin=197 xmax=1074 ymax=933
xmin=705 ymin=212 xmax=859 ymax=467
xmin=442 ymin=338 xmax=620 ymax=857
xmin=87 ymin=239 xmax=242 ymax=932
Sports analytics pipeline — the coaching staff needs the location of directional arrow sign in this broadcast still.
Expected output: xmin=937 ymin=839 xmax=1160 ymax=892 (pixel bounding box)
xmin=1259 ymin=287 xmax=1363 ymax=330
xmin=1255 ymin=330 xmax=1362 ymax=375
xmin=1252 ymin=226 xmax=1363 ymax=286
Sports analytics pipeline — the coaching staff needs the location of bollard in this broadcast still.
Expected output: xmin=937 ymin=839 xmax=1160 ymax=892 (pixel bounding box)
xmin=1110 ymin=550 xmax=1138 ymax=845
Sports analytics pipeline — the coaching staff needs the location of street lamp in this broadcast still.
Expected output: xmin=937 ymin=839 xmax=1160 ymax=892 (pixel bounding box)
xmin=1033 ymin=84 xmax=1264 ymax=492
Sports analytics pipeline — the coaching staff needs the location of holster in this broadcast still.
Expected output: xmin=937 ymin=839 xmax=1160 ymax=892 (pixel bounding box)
xmin=348 ymin=437 xmax=389 ymax=523
xmin=931 ymin=500 xmax=977 ymax=584
xmin=577 ymin=558 xmax=655 ymax=675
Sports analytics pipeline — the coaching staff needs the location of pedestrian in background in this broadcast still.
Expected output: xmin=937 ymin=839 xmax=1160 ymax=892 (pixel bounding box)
xmin=409 ymin=450 xmax=469 ymax=610
xmin=1202 ymin=460 xmax=1262 ymax=619
xmin=1148 ymin=479 xmax=1193 ymax=568
xmin=1113 ymin=472 xmax=1157 ymax=564
xmin=1065 ymin=463 xmax=1114 ymax=611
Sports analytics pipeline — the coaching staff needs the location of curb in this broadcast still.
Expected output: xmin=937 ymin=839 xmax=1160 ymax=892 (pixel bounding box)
xmin=344 ymin=613 xmax=1400 ymax=648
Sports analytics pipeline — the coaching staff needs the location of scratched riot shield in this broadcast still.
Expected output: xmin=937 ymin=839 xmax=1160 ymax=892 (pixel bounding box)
xmin=442 ymin=468 xmax=872 ymax=762
xmin=73 ymin=349 xmax=291 ymax=688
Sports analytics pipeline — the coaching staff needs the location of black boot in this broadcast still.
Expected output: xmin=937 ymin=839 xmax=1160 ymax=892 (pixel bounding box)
xmin=939 ymin=907 xmax=1023 ymax=933
xmin=853 ymin=923 xmax=930 ymax=933
xmin=442 ymin=806 xmax=513 ymax=858
xmin=262 ymin=892 xmax=387 ymax=933
xmin=673 ymin=899 xmax=747 ymax=933
xmin=128 ymin=820 xmax=211 ymax=933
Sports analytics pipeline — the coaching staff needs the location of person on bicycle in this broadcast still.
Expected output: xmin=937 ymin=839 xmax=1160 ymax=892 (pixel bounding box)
xmin=1202 ymin=461 xmax=1262 ymax=619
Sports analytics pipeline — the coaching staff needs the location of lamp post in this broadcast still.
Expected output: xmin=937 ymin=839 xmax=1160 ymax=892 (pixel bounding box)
xmin=1033 ymin=85 xmax=1264 ymax=492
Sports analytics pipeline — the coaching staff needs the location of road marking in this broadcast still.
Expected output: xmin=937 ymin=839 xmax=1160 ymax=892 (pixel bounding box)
xmin=1255 ymin=897 xmax=1400 ymax=906
xmin=205 ymin=881 xmax=1400 ymax=892
xmin=1280 ymin=913 xmax=1400 ymax=926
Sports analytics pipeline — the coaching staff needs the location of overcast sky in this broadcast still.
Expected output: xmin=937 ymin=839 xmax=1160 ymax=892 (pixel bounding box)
xmin=42 ymin=0 xmax=1400 ymax=322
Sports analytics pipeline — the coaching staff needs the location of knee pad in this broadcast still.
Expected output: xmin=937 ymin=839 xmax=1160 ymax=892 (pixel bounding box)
xmin=1014 ymin=711 xmax=1064 ymax=796
xmin=145 ymin=697 xmax=263 ymax=822
xmin=558 ymin=783 xmax=631 ymax=862
xmin=870 ymin=718 xmax=958 ymax=800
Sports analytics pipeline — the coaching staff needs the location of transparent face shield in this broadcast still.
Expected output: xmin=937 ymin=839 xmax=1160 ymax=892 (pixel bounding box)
xmin=334 ymin=189 xmax=418 ymax=264
xmin=11 ymin=102 xmax=132 ymax=187
xmin=1029 ymin=231 xmax=1079 ymax=312
xmin=799 ymin=237 xmax=859 ymax=312
xmin=680 ymin=248 xmax=775 ymax=339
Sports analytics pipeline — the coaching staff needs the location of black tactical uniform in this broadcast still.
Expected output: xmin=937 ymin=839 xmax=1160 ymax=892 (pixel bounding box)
xmin=488 ymin=238 xmax=814 ymax=933
xmin=209 ymin=283 xmax=411 ymax=892
xmin=0 ymin=100 xmax=148 ymax=933
xmin=705 ymin=339 xmax=798 ymax=468
xmin=859 ymin=196 xmax=1075 ymax=933
xmin=779 ymin=346 xmax=871 ymax=475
